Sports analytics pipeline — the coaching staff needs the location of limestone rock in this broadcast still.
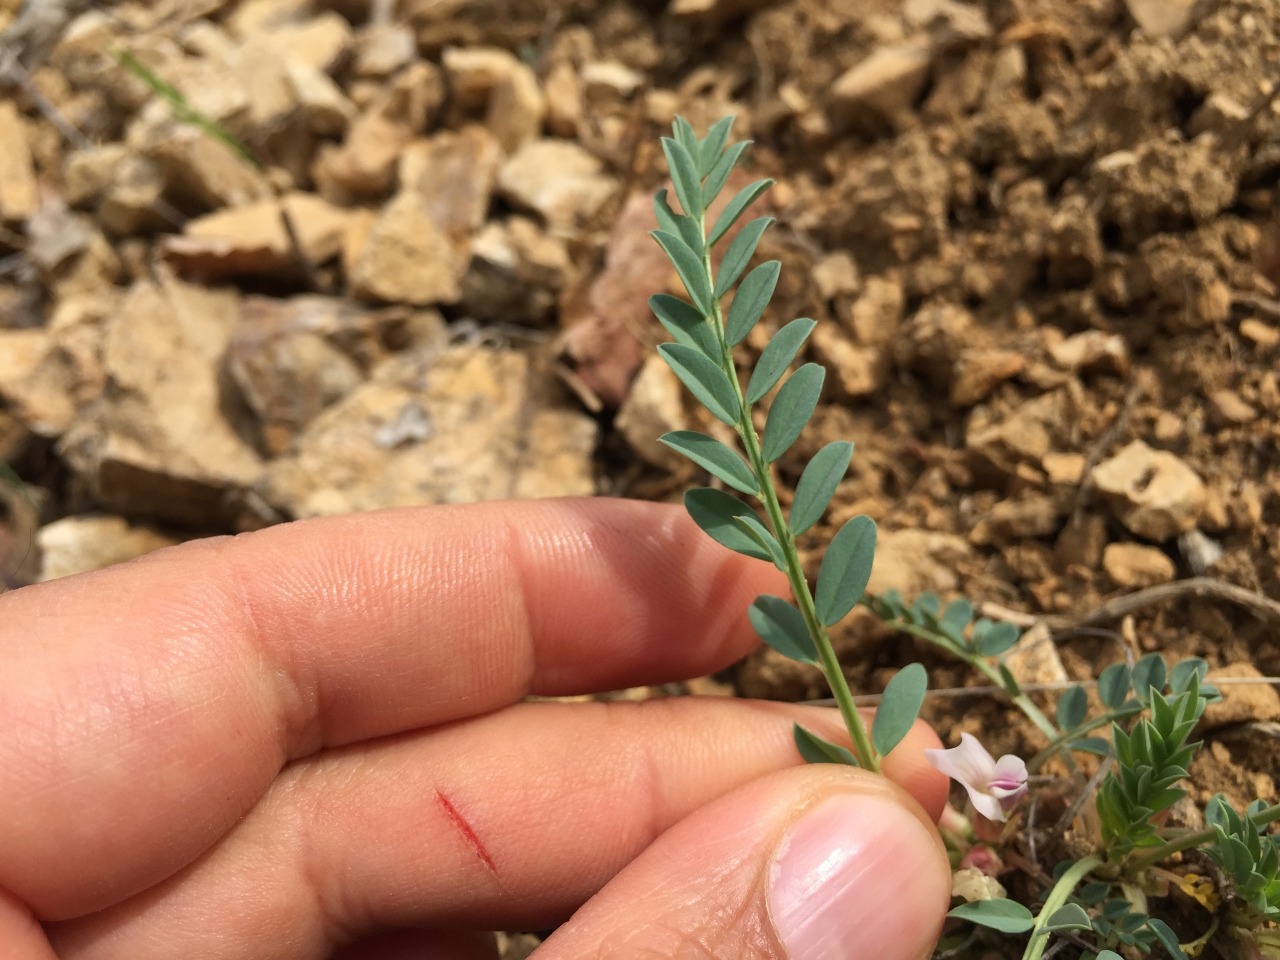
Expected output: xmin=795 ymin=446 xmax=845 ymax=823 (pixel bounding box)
xmin=399 ymin=125 xmax=503 ymax=240
xmin=312 ymin=109 xmax=412 ymax=200
xmin=950 ymin=348 xmax=1025 ymax=407
xmin=460 ymin=216 xmax=569 ymax=323
xmin=1102 ymin=542 xmax=1176 ymax=588
xmin=259 ymin=345 xmax=597 ymax=516
xmin=37 ymin=515 xmax=178 ymax=582
xmin=615 ymin=354 xmax=689 ymax=471
xmin=581 ymin=60 xmax=644 ymax=102
xmin=970 ymin=496 xmax=1062 ymax=546
xmin=1001 ymin=622 xmax=1068 ymax=686
xmin=829 ymin=39 xmax=932 ymax=131
xmin=1124 ymin=0 xmax=1196 ymax=38
xmin=486 ymin=58 xmax=546 ymax=152
xmin=353 ymin=24 xmax=417 ymax=78
xmin=441 ymin=46 xmax=523 ymax=109
xmin=0 ymin=100 xmax=38 ymax=222
xmin=1049 ymin=331 xmax=1129 ymax=376
xmin=867 ymin=528 xmax=971 ymax=597
xmin=142 ymin=121 xmax=275 ymax=212
xmin=497 ymin=138 xmax=618 ymax=228
xmin=1092 ymin=440 xmax=1206 ymax=541
xmin=163 ymin=192 xmax=351 ymax=281
xmin=967 ymin=391 xmax=1068 ymax=479
xmin=349 ymin=191 xmax=466 ymax=305
xmin=59 ymin=278 xmax=263 ymax=527
xmin=226 ymin=296 xmax=447 ymax=455
xmin=668 ymin=0 xmax=772 ymax=25
xmin=1202 ymin=663 xmax=1280 ymax=729
xmin=811 ymin=325 xmax=889 ymax=399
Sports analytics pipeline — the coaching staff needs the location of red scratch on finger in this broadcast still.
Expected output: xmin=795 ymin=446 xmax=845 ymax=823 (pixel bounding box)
xmin=434 ymin=788 xmax=499 ymax=877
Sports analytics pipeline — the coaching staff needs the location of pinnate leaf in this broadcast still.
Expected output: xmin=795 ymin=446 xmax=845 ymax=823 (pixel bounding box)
xmin=658 ymin=343 xmax=740 ymax=426
xmin=649 ymin=293 xmax=717 ymax=357
xmin=1057 ymin=683 xmax=1088 ymax=731
xmin=1097 ymin=662 xmax=1132 ymax=709
xmin=1043 ymin=904 xmax=1092 ymax=932
xmin=746 ymin=317 xmax=816 ymax=404
xmin=684 ymin=487 xmax=772 ymax=563
xmin=814 ymin=514 xmax=877 ymax=626
xmin=973 ymin=618 xmax=1019 ymax=656
xmin=651 ymin=230 xmax=713 ymax=315
xmin=762 ymin=363 xmax=824 ymax=462
xmin=658 ymin=431 xmax=758 ymax=495
xmin=872 ymin=662 xmax=926 ymax=757
xmin=653 ymin=189 xmax=703 ymax=255
xmin=789 ymin=440 xmax=852 ymax=535
xmin=749 ymin=595 xmax=817 ymax=663
xmin=793 ymin=723 xmax=858 ymax=766
xmin=725 ymin=260 xmax=780 ymax=346
xmin=714 ymin=216 xmax=774 ymax=298
xmin=708 ymin=178 xmax=773 ymax=247
xmin=697 ymin=116 xmax=735 ymax=176
xmin=701 ymin=140 xmax=749 ymax=207
xmin=661 ymin=137 xmax=703 ymax=219
xmin=947 ymin=899 xmax=1034 ymax=933
xmin=733 ymin=513 xmax=786 ymax=570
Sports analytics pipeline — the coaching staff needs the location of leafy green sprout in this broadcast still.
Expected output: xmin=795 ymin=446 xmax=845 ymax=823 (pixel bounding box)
xmin=649 ymin=117 xmax=1280 ymax=960
xmin=648 ymin=116 xmax=928 ymax=774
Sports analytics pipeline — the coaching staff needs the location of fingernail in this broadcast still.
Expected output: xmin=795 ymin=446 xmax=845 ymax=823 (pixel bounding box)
xmin=767 ymin=794 xmax=948 ymax=960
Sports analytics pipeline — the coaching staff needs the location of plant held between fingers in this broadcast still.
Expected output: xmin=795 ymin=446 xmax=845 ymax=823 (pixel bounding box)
xmin=648 ymin=117 xmax=1280 ymax=960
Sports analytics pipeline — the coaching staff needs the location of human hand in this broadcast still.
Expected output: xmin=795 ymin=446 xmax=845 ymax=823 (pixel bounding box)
xmin=0 ymin=498 xmax=951 ymax=960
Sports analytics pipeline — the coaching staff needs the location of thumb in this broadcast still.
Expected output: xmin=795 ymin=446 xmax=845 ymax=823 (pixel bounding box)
xmin=535 ymin=765 xmax=951 ymax=960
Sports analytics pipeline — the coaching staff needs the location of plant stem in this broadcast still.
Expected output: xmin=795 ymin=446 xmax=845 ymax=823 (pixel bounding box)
xmin=1027 ymin=705 xmax=1142 ymax=771
xmin=1022 ymin=855 xmax=1103 ymax=960
xmin=886 ymin=620 xmax=1062 ymax=748
xmin=1130 ymin=803 xmax=1280 ymax=871
xmin=696 ymin=210 xmax=878 ymax=773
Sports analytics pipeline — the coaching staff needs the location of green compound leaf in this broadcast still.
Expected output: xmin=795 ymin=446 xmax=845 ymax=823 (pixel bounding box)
xmin=1097 ymin=662 xmax=1132 ymax=710
xmin=789 ymin=440 xmax=853 ymax=535
xmin=714 ymin=216 xmax=774 ymax=299
xmin=697 ymin=116 xmax=735 ymax=177
xmin=672 ymin=115 xmax=699 ymax=157
xmin=1043 ymin=903 xmax=1092 ymax=933
xmin=733 ymin=513 xmax=787 ymax=571
xmin=684 ymin=487 xmax=772 ymax=563
xmin=653 ymin=188 xmax=704 ymax=256
xmin=746 ymin=317 xmax=817 ymax=405
xmin=749 ymin=594 xmax=817 ymax=664
xmin=725 ymin=260 xmax=781 ymax=346
xmin=793 ymin=723 xmax=858 ymax=766
xmin=762 ymin=363 xmax=824 ymax=462
xmin=709 ymin=177 xmax=773 ymax=247
xmin=814 ymin=514 xmax=877 ymax=626
xmin=1146 ymin=918 xmax=1188 ymax=960
xmin=938 ymin=598 xmax=973 ymax=646
xmin=1132 ymin=653 xmax=1167 ymax=704
xmin=948 ymin=899 xmax=1034 ymax=934
xmin=1070 ymin=736 xmax=1112 ymax=756
xmin=972 ymin=618 xmax=1019 ymax=657
xmin=1057 ymin=683 xmax=1088 ymax=731
xmin=651 ymin=230 xmax=714 ymax=316
xmin=649 ymin=293 xmax=718 ymax=357
xmin=658 ymin=431 xmax=758 ymax=496
xmin=872 ymin=662 xmax=926 ymax=758
xmin=1169 ymin=656 xmax=1208 ymax=695
xmin=661 ymin=136 xmax=704 ymax=219
xmin=702 ymin=140 xmax=750 ymax=208
xmin=657 ymin=343 xmax=740 ymax=426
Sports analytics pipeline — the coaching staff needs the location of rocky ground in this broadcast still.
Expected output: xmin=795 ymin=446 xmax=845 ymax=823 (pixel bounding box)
xmin=2 ymin=0 xmax=1280 ymax=955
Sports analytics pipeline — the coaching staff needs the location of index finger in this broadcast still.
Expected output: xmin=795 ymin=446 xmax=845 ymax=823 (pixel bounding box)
xmin=0 ymin=498 xmax=786 ymax=918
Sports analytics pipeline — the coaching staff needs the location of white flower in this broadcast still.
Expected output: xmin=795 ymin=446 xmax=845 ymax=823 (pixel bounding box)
xmin=924 ymin=733 xmax=1028 ymax=823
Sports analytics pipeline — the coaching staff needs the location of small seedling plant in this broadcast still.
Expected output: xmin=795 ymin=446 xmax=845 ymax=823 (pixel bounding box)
xmin=647 ymin=117 xmax=1280 ymax=960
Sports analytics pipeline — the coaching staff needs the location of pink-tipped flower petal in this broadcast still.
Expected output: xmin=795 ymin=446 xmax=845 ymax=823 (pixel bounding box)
xmin=924 ymin=733 xmax=1028 ymax=823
